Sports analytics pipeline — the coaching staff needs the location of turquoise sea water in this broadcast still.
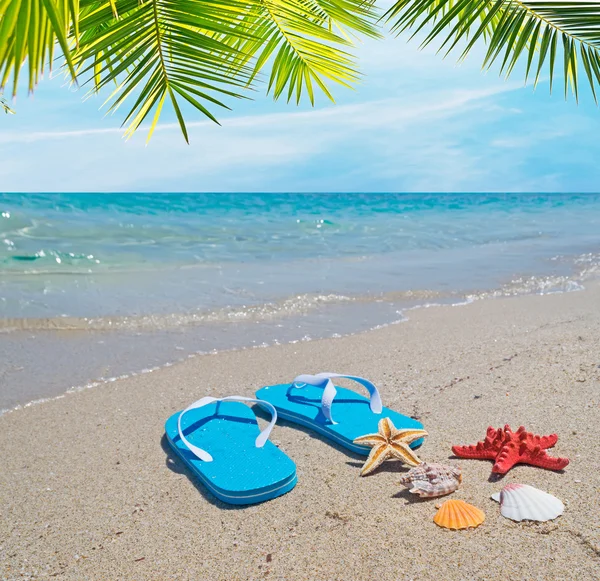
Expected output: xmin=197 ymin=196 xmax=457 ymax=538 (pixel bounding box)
xmin=1 ymin=193 xmax=600 ymax=411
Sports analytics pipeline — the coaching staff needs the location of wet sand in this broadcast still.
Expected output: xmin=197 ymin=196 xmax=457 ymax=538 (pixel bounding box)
xmin=1 ymin=284 xmax=599 ymax=580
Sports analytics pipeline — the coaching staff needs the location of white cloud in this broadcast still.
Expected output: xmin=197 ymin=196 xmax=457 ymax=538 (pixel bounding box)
xmin=0 ymin=83 xmax=516 ymax=144
xmin=490 ymin=128 xmax=568 ymax=149
xmin=0 ymin=83 xmax=523 ymax=191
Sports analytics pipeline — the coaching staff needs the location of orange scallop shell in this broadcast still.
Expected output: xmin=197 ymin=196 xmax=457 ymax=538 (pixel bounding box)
xmin=433 ymin=499 xmax=485 ymax=530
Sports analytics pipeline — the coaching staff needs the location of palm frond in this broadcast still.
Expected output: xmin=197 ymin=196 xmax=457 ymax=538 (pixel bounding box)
xmin=386 ymin=0 xmax=600 ymax=101
xmin=0 ymin=0 xmax=77 ymax=96
xmin=224 ymin=0 xmax=381 ymax=104
xmin=73 ymin=0 xmax=259 ymax=142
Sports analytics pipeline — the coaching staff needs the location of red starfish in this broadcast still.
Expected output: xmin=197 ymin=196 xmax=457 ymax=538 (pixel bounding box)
xmin=452 ymin=425 xmax=569 ymax=474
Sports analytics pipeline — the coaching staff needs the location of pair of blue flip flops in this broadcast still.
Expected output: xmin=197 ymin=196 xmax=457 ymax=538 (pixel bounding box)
xmin=165 ymin=372 xmax=424 ymax=505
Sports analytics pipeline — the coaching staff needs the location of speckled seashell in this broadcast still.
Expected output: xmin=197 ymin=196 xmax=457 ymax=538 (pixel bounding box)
xmin=433 ymin=499 xmax=485 ymax=530
xmin=491 ymin=483 xmax=564 ymax=522
xmin=399 ymin=462 xmax=462 ymax=498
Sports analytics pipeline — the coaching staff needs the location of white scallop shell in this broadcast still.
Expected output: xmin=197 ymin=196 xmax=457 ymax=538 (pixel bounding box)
xmin=491 ymin=484 xmax=564 ymax=522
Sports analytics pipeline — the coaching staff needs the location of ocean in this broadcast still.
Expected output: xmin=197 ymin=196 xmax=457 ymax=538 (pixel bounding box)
xmin=1 ymin=193 xmax=599 ymax=412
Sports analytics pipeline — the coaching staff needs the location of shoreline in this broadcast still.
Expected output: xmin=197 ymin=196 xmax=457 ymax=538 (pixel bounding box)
xmin=1 ymin=271 xmax=596 ymax=414
xmin=1 ymin=282 xmax=600 ymax=579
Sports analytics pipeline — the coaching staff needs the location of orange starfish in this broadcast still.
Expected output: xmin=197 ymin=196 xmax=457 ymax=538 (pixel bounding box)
xmin=353 ymin=418 xmax=428 ymax=476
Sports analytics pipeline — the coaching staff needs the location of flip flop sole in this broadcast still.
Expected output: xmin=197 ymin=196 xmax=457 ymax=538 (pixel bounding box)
xmin=165 ymin=401 xmax=297 ymax=505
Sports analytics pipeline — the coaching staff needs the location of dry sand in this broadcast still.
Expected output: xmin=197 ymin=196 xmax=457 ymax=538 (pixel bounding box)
xmin=1 ymin=284 xmax=600 ymax=580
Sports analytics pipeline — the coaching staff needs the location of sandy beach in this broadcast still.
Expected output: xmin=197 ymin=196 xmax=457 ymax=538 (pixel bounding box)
xmin=2 ymin=284 xmax=599 ymax=580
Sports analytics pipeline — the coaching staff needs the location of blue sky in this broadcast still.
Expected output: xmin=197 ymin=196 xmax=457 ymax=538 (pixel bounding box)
xmin=1 ymin=25 xmax=600 ymax=192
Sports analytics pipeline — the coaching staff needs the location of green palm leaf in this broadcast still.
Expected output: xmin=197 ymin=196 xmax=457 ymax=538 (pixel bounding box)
xmin=73 ymin=0 xmax=259 ymax=142
xmin=225 ymin=0 xmax=381 ymax=104
xmin=0 ymin=0 xmax=77 ymax=95
xmin=385 ymin=0 xmax=600 ymax=101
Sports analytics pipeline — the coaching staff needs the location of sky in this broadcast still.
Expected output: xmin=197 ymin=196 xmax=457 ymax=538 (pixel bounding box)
xmin=1 ymin=20 xmax=600 ymax=192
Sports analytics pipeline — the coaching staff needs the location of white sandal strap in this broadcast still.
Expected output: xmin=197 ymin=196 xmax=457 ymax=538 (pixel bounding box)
xmin=177 ymin=396 xmax=278 ymax=463
xmin=291 ymin=372 xmax=382 ymax=425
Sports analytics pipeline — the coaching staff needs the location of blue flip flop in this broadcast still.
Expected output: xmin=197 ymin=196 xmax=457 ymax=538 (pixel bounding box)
xmin=165 ymin=396 xmax=297 ymax=505
xmin=256 ymin=372 xmax=425 ymax=454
